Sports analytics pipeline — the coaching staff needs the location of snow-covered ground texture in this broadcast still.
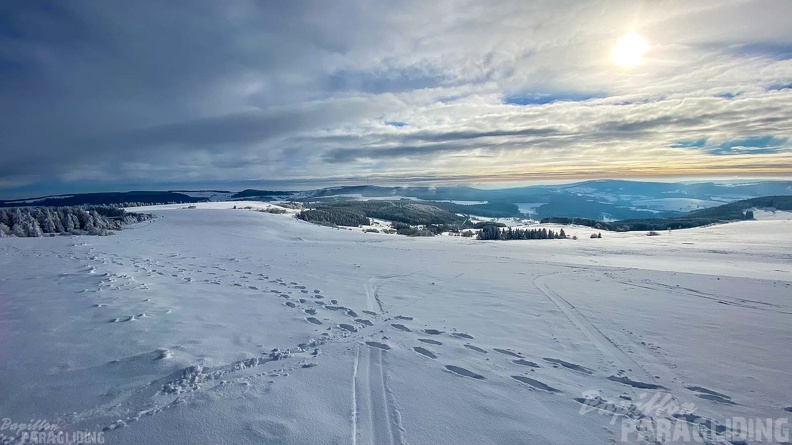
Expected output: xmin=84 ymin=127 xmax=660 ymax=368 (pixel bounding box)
xmin=1 ymin=205 xmax=790 ymax=445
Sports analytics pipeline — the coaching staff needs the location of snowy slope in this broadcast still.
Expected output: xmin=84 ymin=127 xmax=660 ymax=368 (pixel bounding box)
xmin=0 ymin=205 xmax=790 ymax=444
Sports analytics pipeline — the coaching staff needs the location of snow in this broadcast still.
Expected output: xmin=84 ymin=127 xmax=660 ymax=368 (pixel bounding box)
xmin=1 ymin=205 xmax=790 ymax=444
xmin=515 ymin=202 xmax=546 ymax=216
xmin=630 ymin=198 xmax=724 ymax=212
xmin=311 ymin=194 xmax=420 ymax=202
xmin=430 ymin=199 xmax=488 ymax=205
xmin=309 ymin=194 xmax=486 ymax=206
xmin=172 ymin=191 xmax=236 ymax=201
xmin=749 ymin=208 xmax=792 ymax=221
xmin=468 ymin=216 xmax=535 ymax=227
xmin=130 ymin=200 xmax=301 ymax=216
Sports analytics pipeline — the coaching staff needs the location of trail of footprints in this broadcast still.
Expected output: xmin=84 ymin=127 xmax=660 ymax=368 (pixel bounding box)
xmin=75 ymin=249 xmax=753 ymax=442
xmin=81 ymin=250 xmax=584 ymax=428
xmin=84 ymin=251 xmax=657 ymax=400
xmin=112 ymin=254 xmax=658 ymax=395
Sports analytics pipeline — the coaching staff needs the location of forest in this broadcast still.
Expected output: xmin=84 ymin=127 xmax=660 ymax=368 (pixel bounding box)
xmin=478 ymin=225 xmax=567 ymax=240
xmin=0 ymin=206 xmax=154 ymax=237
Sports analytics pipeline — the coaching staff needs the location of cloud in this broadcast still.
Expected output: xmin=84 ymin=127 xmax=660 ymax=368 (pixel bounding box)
xmin=0 ymin=0 xmax=791 ymax=197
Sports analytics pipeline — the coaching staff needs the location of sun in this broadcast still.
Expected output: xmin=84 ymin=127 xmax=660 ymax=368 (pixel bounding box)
xmin=612 ymin=32 xmax=649 ymax=68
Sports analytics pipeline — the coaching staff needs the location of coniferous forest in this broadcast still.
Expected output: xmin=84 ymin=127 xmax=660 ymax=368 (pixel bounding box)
xmin=0 ymin=206 xmax=154 ymax=237
xmin=478 ymin=225 xmax=567 ymax=240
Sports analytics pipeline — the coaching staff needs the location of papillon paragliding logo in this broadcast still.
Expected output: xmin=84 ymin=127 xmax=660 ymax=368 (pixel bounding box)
xmin=1 ymin=418 xmax=106 ymax=444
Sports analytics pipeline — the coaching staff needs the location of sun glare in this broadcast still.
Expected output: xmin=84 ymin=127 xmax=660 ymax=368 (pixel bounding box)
xmin=612 ymin=32 xmax=649 ymax=68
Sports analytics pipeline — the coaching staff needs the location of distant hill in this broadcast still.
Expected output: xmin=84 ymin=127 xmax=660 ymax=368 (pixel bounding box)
xmin=685 ymin=195 xmax=792 ymax=219
xmin=542 ymin=196 xmax=792 ymax=231
xmin=0 ymin=191 xmax=206 ymax=208
xmin=200 ymin=180 xmax=792 ymax=220
xmin=231 ymin=189 xmax=295 ymax=199
xmin=2 ymin=180 xmax=790 ymax=220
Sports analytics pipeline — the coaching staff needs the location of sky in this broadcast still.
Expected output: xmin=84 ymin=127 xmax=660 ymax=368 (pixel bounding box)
xmin=1 ymin=0 xmax=791 ymax=198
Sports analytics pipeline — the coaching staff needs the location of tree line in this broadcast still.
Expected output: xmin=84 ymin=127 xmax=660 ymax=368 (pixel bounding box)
xmin=301 ymin=201 xmax=462 ymax=226
xmin=296 ymin=208 xmax=370 ymax=227
xmin=0 ymin=206 xmax=154 ymax=237
xmin=478 ymin=225 xmax=567 ymax=240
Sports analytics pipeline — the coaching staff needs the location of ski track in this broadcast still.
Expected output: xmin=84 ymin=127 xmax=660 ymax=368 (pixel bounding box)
xmin=619 ymin=279 xmax=792 ymax=315
xmin=534 ymin=272 xmax=644 ymax=376
xmin=353 ymin=343 xmax=406 ymax=445
xmin=534 ymin=271 xmax=685 ymax=391
xmin=364 ymin=278 xmax=385 ymax=314
xmin=532 ymin=271 xmax=740 ymax=444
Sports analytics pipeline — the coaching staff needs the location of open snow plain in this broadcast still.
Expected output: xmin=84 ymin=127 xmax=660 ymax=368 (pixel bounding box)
xmin=1 ymin=203 xmax=790 ymax=444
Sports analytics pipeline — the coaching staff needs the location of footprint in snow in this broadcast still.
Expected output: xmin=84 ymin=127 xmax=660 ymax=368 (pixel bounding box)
xmin=451 ymin=332 xmax=473 ymax=339
xmin=513 ymin=359 xmax=541 ymax=368
xmin=493 ymin=348 xmax=522 ymax=358
xmin=607 ymin=375 xmax=665 ymax=390
xmin=464 ymin=344 xmax=487 ymax=354
xmin=418 ymin=338 xmax=443 ymax=345
xmin=423 ymin=329 xmax=443 ymax=335
xmin=685 ymin=386 xmax=734 ymax=404
xmin=365 ymin=342 xmax=390 ymax=350
xmin=445 ymin=365 xmax=484 ymax=380
xmin=155 ymin=349 xmax=173 ymax=360
xmin=512 ymin=375 xmax=559 ymax=393
xmin=413 ymin=347 xmax=436 ymax=359
xmin=391 ymin=324 xmax=411 ymax=332
xmin=339 ymin=324 xmax=357 ymax=333
xmin=355 ymin=319 xmax=373 ymax=327
xmin=544 ymin=358 xmax=592 ymax=375
xmin=306 ymin=317 xmax=322 ymax=325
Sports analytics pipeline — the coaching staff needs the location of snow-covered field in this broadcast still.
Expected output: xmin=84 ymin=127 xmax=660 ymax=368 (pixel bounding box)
xmin=630 ymin=198 xmax=725 ymax=213
xmin=1 ymin=204 xmax=790 ymax=444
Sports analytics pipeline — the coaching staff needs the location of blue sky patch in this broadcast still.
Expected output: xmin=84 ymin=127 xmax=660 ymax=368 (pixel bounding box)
xmin=504 ymin=92 xmax=603 ymax=106
xmin=671 ymin=136 xmax=789 ymax=155
xmin=767 ymin=82 xmax=792 ymax=91
xmin=731 ymin=42 xmax=792 ymax=61
xmin=671 ymin=138 xmax=708 ymax=149
xmin=709 ymin=136 xmax=788 ymax=155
